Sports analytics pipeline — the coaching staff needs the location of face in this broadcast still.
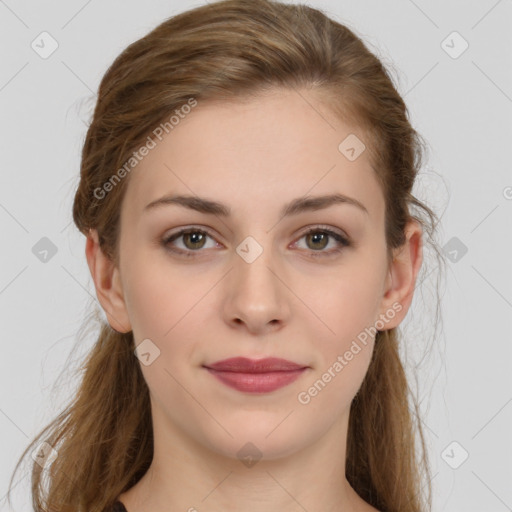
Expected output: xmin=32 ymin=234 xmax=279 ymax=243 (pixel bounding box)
xmin=100 ymin=87 xmax=415 ymax=462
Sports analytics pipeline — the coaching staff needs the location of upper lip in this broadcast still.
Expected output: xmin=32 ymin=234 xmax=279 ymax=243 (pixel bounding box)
xmin=204 ymin=357 xmax=308 ymax=373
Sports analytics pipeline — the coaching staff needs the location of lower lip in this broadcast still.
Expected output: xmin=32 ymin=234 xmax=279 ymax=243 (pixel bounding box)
xmin=205 ymin=368 xmax=307 ymax=393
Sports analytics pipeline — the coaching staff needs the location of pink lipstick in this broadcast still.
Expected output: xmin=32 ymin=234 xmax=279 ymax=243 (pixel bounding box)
xmin=203 ymin=357 xmax=308 ymax=393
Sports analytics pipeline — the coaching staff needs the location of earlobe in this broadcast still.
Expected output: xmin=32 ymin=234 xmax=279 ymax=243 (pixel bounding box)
xmin=85 ymin=229 xmax=132 ymax=333
xmin=378 ymin=220 xmax=423 ymax=330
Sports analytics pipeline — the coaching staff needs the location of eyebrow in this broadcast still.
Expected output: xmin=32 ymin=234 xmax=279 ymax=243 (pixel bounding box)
xmin=143 ymin=193 xmax=369 ymax=218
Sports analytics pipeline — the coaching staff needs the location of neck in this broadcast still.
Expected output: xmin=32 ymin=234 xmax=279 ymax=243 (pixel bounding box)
xmin=118 ymin=405 xmax=376 ymax=512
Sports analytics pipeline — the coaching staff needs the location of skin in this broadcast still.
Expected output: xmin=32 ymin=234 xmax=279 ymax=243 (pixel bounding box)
xmin=86 ymin=87 xmax=422 ymax=512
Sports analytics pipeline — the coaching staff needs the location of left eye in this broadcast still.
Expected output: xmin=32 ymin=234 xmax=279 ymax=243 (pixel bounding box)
xmin=162 ymin=226 xmax=350 ymax=257
xmin=293 ymin=227 xmax=351 ymax=256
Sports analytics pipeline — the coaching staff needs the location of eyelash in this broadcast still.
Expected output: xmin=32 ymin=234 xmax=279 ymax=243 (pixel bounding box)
xmin=161 ymin=225 xmax=351 ymax=259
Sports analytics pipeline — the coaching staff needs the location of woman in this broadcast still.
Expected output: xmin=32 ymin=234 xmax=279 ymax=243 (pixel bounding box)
xmin=8 ymin=0 xmax=444 ymax=511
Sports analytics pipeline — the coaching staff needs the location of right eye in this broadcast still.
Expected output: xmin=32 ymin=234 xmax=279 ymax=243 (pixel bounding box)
xmin=161 ymin=227 xmax=221 ymax=257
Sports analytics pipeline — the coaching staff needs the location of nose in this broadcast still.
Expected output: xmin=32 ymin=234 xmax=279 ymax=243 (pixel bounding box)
xmin=222 ymin=243 xmax=291 ymax=335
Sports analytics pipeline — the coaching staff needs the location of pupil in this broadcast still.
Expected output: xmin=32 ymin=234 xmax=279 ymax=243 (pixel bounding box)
xmin=309 ymin=233 xmax=326 ymax=249
xmin=187 ymin=232 xmax=204 ymax=248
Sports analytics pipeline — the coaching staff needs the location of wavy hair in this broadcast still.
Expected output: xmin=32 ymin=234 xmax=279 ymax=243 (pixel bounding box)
xmin=7 ymin=1 xmax=445 ymax=511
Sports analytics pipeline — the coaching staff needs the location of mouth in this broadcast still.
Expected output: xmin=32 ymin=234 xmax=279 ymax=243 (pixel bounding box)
xmin=202 ymin=357 xmax=309 ymax=393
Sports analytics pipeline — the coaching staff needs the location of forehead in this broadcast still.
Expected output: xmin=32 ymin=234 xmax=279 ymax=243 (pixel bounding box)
xmin=121 ymin=88 xmax=385 ymax=222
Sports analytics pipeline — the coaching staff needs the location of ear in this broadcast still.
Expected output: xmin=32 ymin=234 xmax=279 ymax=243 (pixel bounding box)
xmin=85 ymin=229 xmax=132 ymax=333
xmin=377 ymin=219 xmax=423 ymax=330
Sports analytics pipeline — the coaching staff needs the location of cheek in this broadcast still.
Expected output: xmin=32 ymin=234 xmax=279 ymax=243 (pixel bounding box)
xmin=298 ymin=253 xmax=385 ymax=387
xmin=122 ymin=253 xmax=203 ymax=339
xmin=122 ymin=258 xmax=215 ymax=388
xmin=308 ymin=264 xmax=384 ymax=341
xmin=296 ymin=274 xmax=379 ymax=415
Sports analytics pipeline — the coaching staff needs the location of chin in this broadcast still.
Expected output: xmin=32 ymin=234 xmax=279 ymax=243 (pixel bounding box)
xmin=197 ymin=419 xmax=317 ymax=464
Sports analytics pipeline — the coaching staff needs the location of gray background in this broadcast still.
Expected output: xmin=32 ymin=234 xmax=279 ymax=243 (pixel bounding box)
xmin=1 ymin=0 xmax=511 ymax=510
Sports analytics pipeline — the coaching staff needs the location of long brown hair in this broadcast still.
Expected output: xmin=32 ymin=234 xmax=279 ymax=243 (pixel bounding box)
xmin=7 ymin=1 xmax=445 ymax=511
